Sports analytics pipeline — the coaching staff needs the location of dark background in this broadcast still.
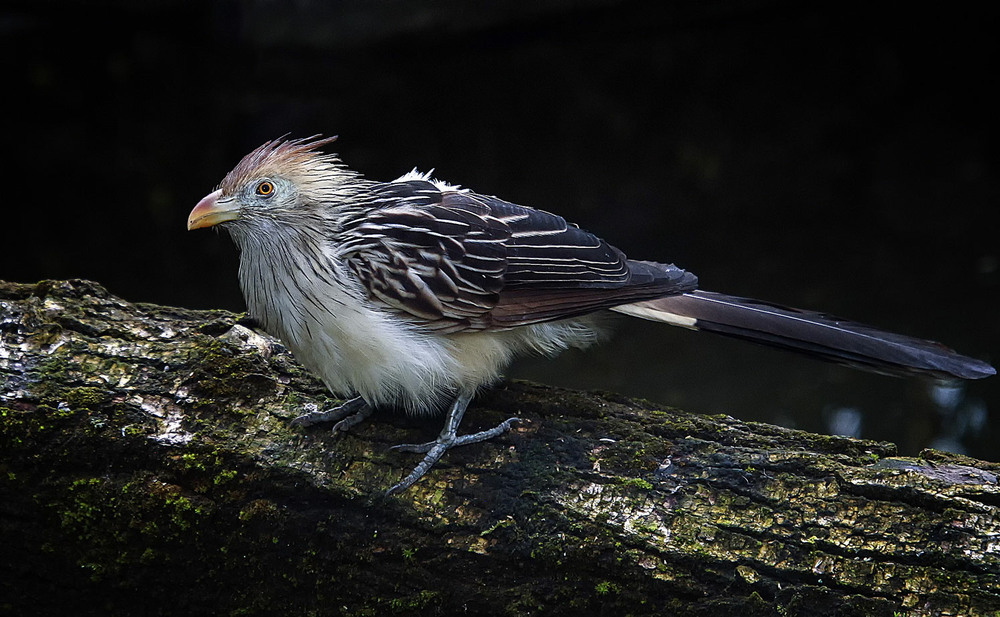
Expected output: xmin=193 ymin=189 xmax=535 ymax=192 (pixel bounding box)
xmin=3 ymin=1 xmax=997 ymax=460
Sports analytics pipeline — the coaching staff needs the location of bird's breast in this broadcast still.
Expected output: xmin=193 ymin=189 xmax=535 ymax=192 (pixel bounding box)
xmin=236 ymin=249 xmax=474 ymax=412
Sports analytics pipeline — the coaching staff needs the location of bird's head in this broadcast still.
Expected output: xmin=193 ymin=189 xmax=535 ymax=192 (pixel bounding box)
xmin=187 ymin=135 xmax=360 ymax=241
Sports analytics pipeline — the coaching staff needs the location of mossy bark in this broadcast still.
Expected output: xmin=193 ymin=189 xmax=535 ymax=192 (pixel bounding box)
xmin=2 ymin=279 xmax=998 ymax=617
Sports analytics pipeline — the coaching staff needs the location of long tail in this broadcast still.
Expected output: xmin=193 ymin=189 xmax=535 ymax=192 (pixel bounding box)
xmin=611 ymin=290 xmax=994 ymax=380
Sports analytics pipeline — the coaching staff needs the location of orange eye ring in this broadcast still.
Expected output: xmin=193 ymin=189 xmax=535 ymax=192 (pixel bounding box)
xmin=256 ymin=180 xmax=275 ymax=197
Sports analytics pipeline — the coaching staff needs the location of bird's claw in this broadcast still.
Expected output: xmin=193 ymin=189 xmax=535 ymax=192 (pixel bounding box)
xmin=290 ymin=396 xmax=371 ymax=431
xmin=386 ymin=417 xmax=521 ymax=495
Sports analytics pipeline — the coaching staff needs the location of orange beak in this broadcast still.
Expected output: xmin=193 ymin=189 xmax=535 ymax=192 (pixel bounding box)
xmin=187 ymin=190 xmax=240 ymax=230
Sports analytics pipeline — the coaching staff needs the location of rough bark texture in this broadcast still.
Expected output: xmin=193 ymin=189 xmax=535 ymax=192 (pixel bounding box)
xmin=1 ymin=279 xmax=998 ymax=617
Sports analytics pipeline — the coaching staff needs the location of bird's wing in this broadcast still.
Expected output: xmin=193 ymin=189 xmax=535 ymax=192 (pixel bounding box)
xmin=341 ymin=179 xmax=696 ymax=332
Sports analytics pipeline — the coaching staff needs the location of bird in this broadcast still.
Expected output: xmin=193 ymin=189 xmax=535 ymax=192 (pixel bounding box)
xmin=187 ymin=135 xmax=995 ymax=494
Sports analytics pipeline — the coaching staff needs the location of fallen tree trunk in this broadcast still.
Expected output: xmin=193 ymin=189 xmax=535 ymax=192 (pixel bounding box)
xmin=1 ymin=279 xmax=998 ymax=616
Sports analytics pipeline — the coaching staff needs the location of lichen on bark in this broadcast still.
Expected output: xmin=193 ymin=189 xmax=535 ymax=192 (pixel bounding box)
xmin=2 ymin=279 xmax=998 ymax=616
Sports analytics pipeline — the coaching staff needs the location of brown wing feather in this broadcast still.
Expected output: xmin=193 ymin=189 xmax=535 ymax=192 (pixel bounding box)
xmin=343 ymin=180 xmax=696 ymax=332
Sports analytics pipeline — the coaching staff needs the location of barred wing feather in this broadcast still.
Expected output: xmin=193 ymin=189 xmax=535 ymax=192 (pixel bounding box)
xmin=342 ymin=180 xmax=696 ymax=331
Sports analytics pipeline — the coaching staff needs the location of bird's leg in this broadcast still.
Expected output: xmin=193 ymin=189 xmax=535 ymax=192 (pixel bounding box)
xmin=289 ymin=395 xmax=372 ymax=434
xmin=386 ymin=390 xmax=520 ymax=495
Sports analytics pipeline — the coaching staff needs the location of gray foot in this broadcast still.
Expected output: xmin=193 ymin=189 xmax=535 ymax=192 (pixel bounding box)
xmin=386 ymin=390 xmax=519 ymax=495
xmin=290 ymin=396 xmax=372 ymax=433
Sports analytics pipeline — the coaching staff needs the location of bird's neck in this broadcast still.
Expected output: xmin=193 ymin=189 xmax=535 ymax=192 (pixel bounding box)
xmin=233 ymin=220 xmax=358 ymax=339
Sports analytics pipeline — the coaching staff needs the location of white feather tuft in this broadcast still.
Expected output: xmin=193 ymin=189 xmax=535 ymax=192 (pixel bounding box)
xmin=392 ymin=168 xmax=468 ymax=193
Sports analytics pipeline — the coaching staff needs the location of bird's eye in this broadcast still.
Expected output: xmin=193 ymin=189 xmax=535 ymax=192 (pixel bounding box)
xmin=255 ymin=180 xmax=275 ymax=197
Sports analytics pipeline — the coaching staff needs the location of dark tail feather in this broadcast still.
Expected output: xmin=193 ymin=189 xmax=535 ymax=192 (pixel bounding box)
xmin=611 ymin=290 xmax=995 ymax=380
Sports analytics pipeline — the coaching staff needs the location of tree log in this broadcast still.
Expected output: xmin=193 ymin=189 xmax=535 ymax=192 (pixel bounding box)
xmin=1 ymin=279 xmax=998 ymax=616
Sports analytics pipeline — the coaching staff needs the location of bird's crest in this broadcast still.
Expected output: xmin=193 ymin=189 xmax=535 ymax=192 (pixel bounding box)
xmin=220 ymin=135 xmax=341 ymax=194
